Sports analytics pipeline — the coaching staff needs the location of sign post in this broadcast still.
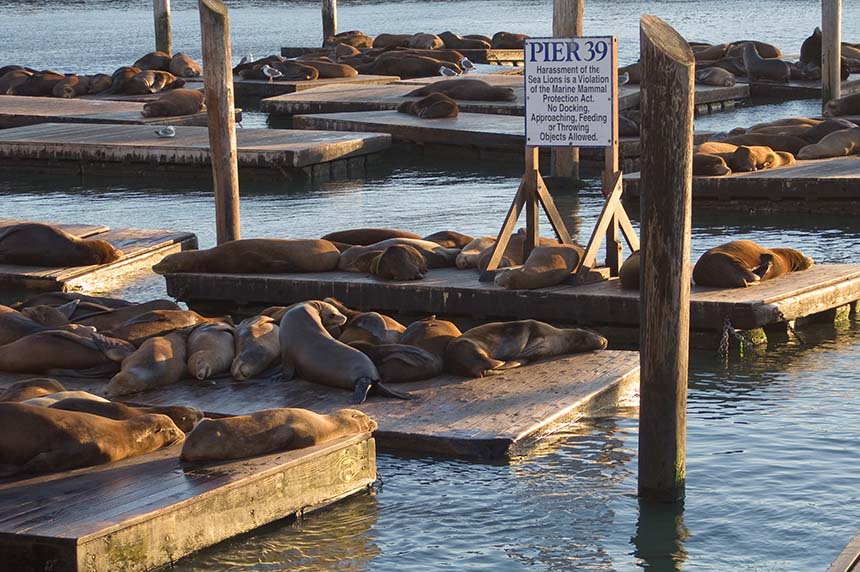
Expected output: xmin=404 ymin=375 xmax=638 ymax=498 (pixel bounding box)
xmin=481 ymin=36 xmax=638 ymax=282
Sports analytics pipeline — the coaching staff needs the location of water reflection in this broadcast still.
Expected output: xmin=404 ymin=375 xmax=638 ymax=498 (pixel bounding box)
xmin=632 ymin=499 xmax=690 ymax=571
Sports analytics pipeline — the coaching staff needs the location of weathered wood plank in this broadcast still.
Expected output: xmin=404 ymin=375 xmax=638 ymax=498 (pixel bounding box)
xmin=828 ymin=532 xmax=860 ymax=572
xmin=182 ymin=74 xmax=400 ymax=97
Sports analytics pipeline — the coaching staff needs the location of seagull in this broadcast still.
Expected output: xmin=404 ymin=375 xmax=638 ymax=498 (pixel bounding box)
xmin=618 ymin=71 xmax=630 ymax=86
xmin=154 ymin=126 xmax=176 ymax=138
xmin=238 ymin=50 xmax=254 ymax=66
xmin=459 ymin=57 xmax=476 ymax=73
xmin=439 ymin=66 xmax=459 ymax=77
xmin=261 ymin=64 xmax=284 ymax=83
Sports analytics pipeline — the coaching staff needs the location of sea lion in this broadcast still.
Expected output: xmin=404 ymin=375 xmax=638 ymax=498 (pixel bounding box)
xmin=357 ymin=53 xmax=459 ymax=79
xmin=800 ymin=27 xmax=822 ymax=65
xmin=50 ymin=398 xmax=202 ymax=433
xmin=408 ymin=33 xmax=444 ymax=50
xmin=824 ymin=93 xmax=860 ymax=117
xmin=802 ymin=118 xmax=859 ymax=142
xmin=747 ymin=124 xmax=814 ymax=138
xmin=187 ymin=322 xmax=235 ymax=380
xmin=456 ymin=236 xmax=498 ymax=269
xmin=796 ymin=128 xmax=860 ymax=159
xmin=141 ymin=88 xmax=205 ymax=117
xmin=372 ymin=34 xmax=414 ymax=49
xmin=153 ymin=239 xmax=340 ymax=274
xmin=15 ymin=292 xmax=133 ymax=311
xmin=619 ymin=251 xmax=640 ymax=290
xmin=397 ymin=92 xmax=459 ymax=119
xmin=692 ymin=240 xmax=814 ymax=288
xmin=241 ymin=60 xmax=320 ymax=81
xmin=384 ymin=48 xmax=466 ymax=65
xmin=0 ymin=70 xmax=33 ymax=94
xmin=691 ymin=43 xmax=731 ymax=61
xmin=19 ymin=301 xmax=77 ymax=326
xmin=52 ymin=74 xmax=91 ymax=98
xmin=180 ymin=408 xmax=377 ymax=463
xmin=404 ymin=78 xmax=517 ymax=102
xmin=232 ymin=315 xmax=281 ymax=381
xmin=103 ymin=309 xmax=214 ymax=347
xmin=491 ymin=32 xmax=529 ymax=49
xmin=445 ymin=320 xmax=608 ymax=378
xmin=279 ymin=301 xmax=411 ymax=403
xmin=105 ymin=66 xmax=142 ymax=94
xmin=494 ymin=244 xmax=583 ymax=290
xmin=742 ymin=43 xmax=790 ymax=83
xmin=0 ymin=222 xmax=122 ymax=266
xmin=695 ymin=67 xmax=736 ymax=87
xmin=0 ymin=403 xmax=183 ymax=475
xmin=0 ymin=304 xmax=85 ymax=346
xmin=297 ymin=59 xmax=358 ymax=78
xmin=124 ymin=70 xmax=185 ymax=94
xmin=369 ymin=244 xmax=429 ymax=280
xmin=9 ymin=70 xmax=64 ymax=96
xmin=77 ymin=299 xmax=182 ymax=331
xmin=731 ymin=145 xmax=778 ymax=172
xmin=333 ymin=43 xmax=362 ymax=59
xmin=133 ymin=51 xmax=172 ymax=71
xmin=233 ymin=54 xmax=283 ymax=75
xmin=746 ymin=117 xmax=821 ymax=131
xmin=324 ymin=30 xmax=373 ymax=49
xmin=0 ymin=330 xmax=134 ymax=373
xmin=422 ymin=230 xmax=474 ymax=249
xmin=476 ymin=231 xmax=557 ymax=272
xmin=693 ymin=153 xmax=732 ymax=176
xmin=401 ymin=315 xmax=461 ymax=357
xmin=773 ymin=151 xmax=796 ymax=167
xmin=0 ymin=378 xmax=65 ymax=402
xmin=22 ymin=391 xmax=109 ymax=407
xmin=321 ymin=228 xmax=421 ymax=245
xmin=439 ymin=31 xmax=491 ymax=50
xmin=87 ymin=73 xmax=113 ymax=94
xmin=726 ymin=40 xmax=781 ymax=59
xmin=105 ymin=331 xmax=188 ymax=398
xmin=720 ymin=134 xmax=808 ymax=154
xmin=338 ymin=311 xmax=405 ymax=345
xmin=707 ymin=56 xmax=746 ymax=76
xmin=339 ymin=238 xmax=459 ymax=271
xmin=168 ymin=52 xmax=202 ymax=77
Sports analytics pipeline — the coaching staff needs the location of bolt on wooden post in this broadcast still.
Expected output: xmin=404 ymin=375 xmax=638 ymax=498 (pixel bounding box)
xmin=199 ymin=0 xmax=241 ymax=243
xmin=153 ymin=0 xmax=172 ymax=55
xmin=821 ymin=0 xmax=842 ymax=108
xmin=550 ymin=0 xmax=583 ymax=182
xmin=322 ymin=0 xmax=337 ymax=44
xmin=637 ymin=14 xmax=694 ymax=502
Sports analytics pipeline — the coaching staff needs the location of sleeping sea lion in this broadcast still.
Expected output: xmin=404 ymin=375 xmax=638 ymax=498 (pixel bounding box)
xmin=0 ymin=222 xmax=121 ymax=266
xmin=52 ymin=74 xmax=91 ymax=98
xmin=105 ymin=331 xmax=188 ymax=398
xmin=372 ymin=34 xmax=414 ymax=49
xmin=357 ymin=53 xmax=460 ymax=79
xmin=796 ymin=128 xmax=860 ymax=160
xmin=87 ymin=73 xmax=113 ymax=94
xmin=692 ymin=240 xmax=814 ymax=288
xmin=339 ymin=238 xmax=459 ymax=271
xmin=0 ymin=330 xmax=134 ymax=373
xmin=152 ymin=239 xmax=340 ymax=274
xmin=297 ymin=59 xmax=358 ymax=78
xmin=76 ymin=299 xmax=182 ymax=331
xmin=409 ymin=33 xmax=444 ymax=50
xmin=141 ymin=88 xmax=205 ymax=118
xmin=0 ymin=304 xmax=85 ymax=346
xmin=232 ymin=315 xmax=281 ymax=381
xmin=187 ymin=322 xmax=235 ymax=380
xmin=494 ymin=244 xmax=583 ymax=289
xmin=802 ymin=118 xmax=859 ymax=143
xmin=22 ymin=390 xmax=109 ymax=407
xmin=180 ymin=408 xmax=377 ymax=463
xmin=742 ymin=43 xmax=789 ymax=83
xmin=726 ymin=40 xmax=781 ymax=59
xmin=398 ymin=92 xmax=459 ymax=119
xmin=321 ymin=228 xmax=421 ymax=245
xmin=0 ymin=378 xmax=65 ymax=402
xmin=439 ymin=31 xmax=491 ymax=50
xmin=0 ymin=70 xmax=33 ymax=94
xmin=693 ymin=153 xmax=732 ymax=176
xmin=124 ymin=70 xmax=185 ymax=94
xmin=105 ymin=66 xmax=142 ymax=94
xmin=338 ymin=311 xmax=405 ymax=345
xmin=695 ymin=67 xmax=736 ymax=87
xmin=619 ymin=251 xmax=640 ymax=290
xmin=491 ymin=32 xmax=529 ymax=49
xmin=50 ymin=398 xmax=202 ymax=433
xmin=720 ymin=133 xmax=808 ymax=154
xmin=168 ymin=52 xmax=202 ymax=77
xmin=15 ymin=292 xmax=133 ymax=311
xmin=422 ymin=230 xmax=475 ymax=249
xmin=445 ymin=320 xmax=608 ymax=378
xmin=404 ymin=78 xmax=517 ymax=101
xmin=0 ymin=403 xmax=183 ymax=475
xmin=691 ymin=43 xmax=731 ymax=61
xmin=133 ymin=51 xmax=172 ymax=71
xmin=369 ymin=244 xmax=429 ymax=280
xmin=730 ymin=145 xmax=778 ymax=172
xmin=824 ymin=93 xmax=860 ymax=117
xmin=233 ymin=55 xmax=284 ymax=75
xmin=19 ymin=300 xmax=78 ymax=326
xmin=10 ymin=70 xmax=64 ymax=96
xmin=103 ymin=309 xmax=214 ymax=347
xmin=456 ymin=236 xmax=497 ymax=269
xmin=324 ymin=30 xmax=373 ymax=49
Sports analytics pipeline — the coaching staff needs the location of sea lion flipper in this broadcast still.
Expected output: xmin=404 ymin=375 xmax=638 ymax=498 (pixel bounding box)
xmin=373 ymin=381 xmax=415 ymax=401
xmin=281 ymin=360 xmax=296 ymax=381
xmin=352 ymin=378 xmax=374 ymax=404
xmin=90 ymin=331 xmax=136 ymax=362
xmin=47 ymin=363 xmax=122 ymax=378
xmin=54 ymin=298 xmax=81 ymax=319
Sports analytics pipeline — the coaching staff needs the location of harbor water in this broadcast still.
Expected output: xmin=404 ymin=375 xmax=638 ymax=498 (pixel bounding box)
xmin=2 ymin=1 xmax=860 ymax=570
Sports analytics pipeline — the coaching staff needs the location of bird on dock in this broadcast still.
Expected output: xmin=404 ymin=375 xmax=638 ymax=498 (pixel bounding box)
xmin=261 ymin=64 xmax=284 ymax=83
xmin=618 ymin=71 xmax=630 ymax=86
xmin=238 ymin=50 xmax=254 ymax=66
xmin=439 ymin=66 xmax=459 ymax=77
xmin=459 ymin=57 xmax=476 ymax=73
xmin=154 ymin=126 xmax=176 ymax=138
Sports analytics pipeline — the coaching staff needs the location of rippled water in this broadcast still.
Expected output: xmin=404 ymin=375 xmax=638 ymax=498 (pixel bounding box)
xmin=3 ymin=2 xmax=860 ymax=571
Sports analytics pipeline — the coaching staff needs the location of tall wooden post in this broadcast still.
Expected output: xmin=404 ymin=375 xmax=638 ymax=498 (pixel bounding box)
xmin=199 ymin=0 xmax=241 ymax=243
xmin=637 ymin=15 xmax=694 ymax=502
xmin=550 ymin=0 xmax=583 ymax=181
xmin=822 ymin=0 xmax=842 ymax=107
xmin=153 ymin=0 xmax=172 ymax=55
xmin=322 ymin=0 xmax=337 ymax=43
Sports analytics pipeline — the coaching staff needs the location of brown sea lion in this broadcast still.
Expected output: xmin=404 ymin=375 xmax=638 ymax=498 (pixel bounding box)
xmin=726 ymin=40 xmax=782 ymax=59
xmin=358 ymin=53 xmax=460 ymax=79
xmin=409 ymin=33 xmax=444 ymax=50
xmin=180 ymin=408 xmax=377 ymax=463
xmin=731 ymin=145 xmax=778 ymax=172
xmin=103 ymin=309 xmax=214 ymax=347
xmin=747 ymin=124 xmax=814 ymax=138
xmin=0 ymin=222 xmax=122 ymax=266
xmin=0 ymin=304 xmax=86 ymax=346
xmin=187 ymin=322 xmax=235 ymax=380
xmin=50 ymin=398 xmax=202 ymax=433
xmin=321 ymin=228 xmax=421 ymax=245
xmin=232 ymin=54 xmax=284 ymax=75
xmin=773 ymin=151 xmax=796 ymax=167
xmin=232 ymin=315 xmax=281 ymax=381
xmin=491 ymin=32 xmax=529 ymax=49
xmin=124 ymin=70 xmax=185 ymax=94
xmin=0 ymin=330 xmax=134 ymax=373
xmin=742 ymin=43 xmax=789 ymax=83
xmin=297 ymin=59 xmax=358 ymax=78
xmin=692 ymin=240 xmax=814 ymax=288
xmin=0 ymin=70 xmax=33 ymax=94
xmin=105 ymin=331 xmax=188 ymax=398
xmin=0 ymin=403 xmax=183 ymax=475
xmin=797 ymin=128 xmax=860 ymax=159
xmin=372 ymin=33 xmax=414 ymax=49
xmin=10 ymin=70 xmax=65 ymax=96
xmin=324 ymin=30 xmax=373 ymax=49
xmin=720 ymin=133 xmax=808 ymax=154
xmin=401 ymin=315 xmax=461 ymax=357
xmin=422 ymin=230 xmax=474 ymax=249
xmin=692 ymin=43 xmax=731 ymax=61
xmin=333 ymin=43 xmax=362 ymax=59
xmin=824 ymin=93 xmax=860 ymax=117
xmin=16 ymin=292 xmax=133 ymax=311
xmin=370 ymin=244 xmax=429 ymax=280
xmin=398 ymin=92 xmax=459 ymax=119
xmin=141 ymin=88 xmax=205 ymax=117
xmin=279 ymin=301 xmax=411 ymax=403
xmin=253 ymin=60 xmax=320 ymax=81
xmin=445 ymin=320 xmax=608 ymax=378
xmin=695 ymin=67 xmax=736 ymax=87
xmin=494 ymin=244 xmax=583 ymax=290
xmin=439 ymin=31 xmax=491 ymax=50
xmin=168 ymin=52 xmax=202 ymax=77
xmin=802 ymin=118 xmax=859 ymax=143
xmin=19 ymin=301 xmax=78 ymax=326
xmin=456 ymin=236 xmax=497 ymax=269
xmin=339 ymin=238 xmax=459 ymax=271
xmin=619 ymin=251 xmax=640 ymax=290
xmin=153 ymin=238 xmax=340 ymax=274
xmin=405 ymin=78 xmax=517 ymax=102
xmin=105 ymin=66 xmax=142 ymax=94
xmin=133 ymin=51 xmax=172 ymax=71
xmin=384 ymin=48 xmax=466 ymax=65
xmin=87 ymin=73 xmax=113 ymax=94
xmin=800 ymin=27 xmax=822 ymax=65
xmin=693 ymin=153 xmax=732 ymax=176
xmin=338 ymin=311 xmax=405 ymax=345
xmin=476 ymin=231 xmax=558 ymax=272
xmin=0 ymin=378 xmax=65 ymax=402
xmin=747 ymin=117 xmax=821 ymax=131
xmin=77 ymin=299 xmax=182 ymax=331
xmin=52 ymin=74 xmax=91 ymax=98
xmin=707 ymin=56 xmax=746 ymax=76
xmin=22 ymin=390 xmax=109 ymax=407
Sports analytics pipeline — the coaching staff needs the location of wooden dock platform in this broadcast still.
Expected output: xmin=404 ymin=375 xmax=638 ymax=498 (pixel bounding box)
xmin=182 ymin=74 xmax=400 ymax=98
xmin=0 ymin=123 xmax=392 ymax=179
xmin=0 ymin=95 xmax=215 ymax=128
xmin=623 ymin=156 xmax=860 ymax=214
xmin=164 ymin=264 xmax=860 ymax=344
xmin=828 ymin=532 xmax=860 ymax=572
xmin=0 ymin=219 xmax=196 ymax=305
xmin=743 ymin=73 xmax=860 ymax=99
xmin=280 ymin=46 xmax=525 ymax=66
xmin=0 ymin=434 xmax=375 ymax=572
xmin=0 ymin=349 xmax=640 ymax=460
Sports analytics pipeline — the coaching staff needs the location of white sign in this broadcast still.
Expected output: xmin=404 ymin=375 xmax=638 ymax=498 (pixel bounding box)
xmin=524 ymin=36 xmax=616 ymax=147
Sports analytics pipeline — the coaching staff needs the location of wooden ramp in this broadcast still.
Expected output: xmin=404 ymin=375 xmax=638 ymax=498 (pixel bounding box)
xmin=0 ymin=220 xmax=196 ymax=305
xmin=182 ymin=74 xmax=400 ymax=97
xmin=0 ymin=350 xmax=640 ymax=460
xmin=0 ymin=95 xmax=213 ymax=128
xmin=280 ymin=46 xmax=525 ymax=65
xmin=164 ymin=265 xmax=860 ymax=340
xmin=623 ymin=156 xmax=860 ymax=214
xmin=0 ymin=123 xmax=391 ymax=178
xmin=743 ymin=73 xmax=860 ymax=98
xmin=828 ymin=532 xmax=860 ymax=572
xmin=0 ymin=434 xmax=375 ymax=572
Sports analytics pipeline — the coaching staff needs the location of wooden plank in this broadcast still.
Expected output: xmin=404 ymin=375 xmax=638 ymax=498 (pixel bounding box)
xmin=0 ymin=434 xmax=375 ymax=572
xmin=0 ymin=123 xmax=391 ymax=170
xmin=828 ymin=532 xmax=860 ymax=572
xmin=182 ymin=74 xmax=400 ymax=97
xmin=741 ymin=73 xmax=860 ymax=99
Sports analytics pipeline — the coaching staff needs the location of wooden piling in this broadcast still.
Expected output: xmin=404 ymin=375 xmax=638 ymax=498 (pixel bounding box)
xmin=822 ymin=0 xmax=842 ymax=107
xmin=637 ymin=15 xmax=694 ymax=502
xmin=153 ymin=0 xmax=172 ymax=55
xmin=550 ymin=0 xmax=583 ymax=181
xmin=322 ymin=0 xmax=337 ymax=44
xmin=199 ymin=0 xmax=241 ymax=243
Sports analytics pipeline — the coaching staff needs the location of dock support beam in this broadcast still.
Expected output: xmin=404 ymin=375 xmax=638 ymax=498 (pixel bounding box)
xmin=322 ymin=0 xmax=337 ymax=44
xmin=199 ymin=0 xmax=241 ymax=243
xmin=154 ymin=0 xmax=172 ymax=55
xmin=637 ymin=15 xmax=694 ymax=502
xmin=822 ymin=0 xmax=842 ymax=108
xmin=550 ymin=0 xmax=583 ymax=182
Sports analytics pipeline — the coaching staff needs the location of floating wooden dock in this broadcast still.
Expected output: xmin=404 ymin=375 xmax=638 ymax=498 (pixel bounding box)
xmin=280 ymin=46 xmax=525 ymax=66
xmin=0 ymin=123 xmax=391 ymax=180
xmin=0 ymin=95 xmax=215 ymax=128
xmin=0 ymin=219 xmax=196 ymax=305
xmin=0 ymin=434 xmax=375 ymax=572
xmin=623 ymin=156 xmax=860 ymax=214
xmin=182 ymin=74 xmax=400 ymax=98
xmin=742 ymin=73 xmax=860 ymax=99
xmin=828 ymin=532 xmax=860 ymax=572
xmin=164 ymin=264 xmax=860 ymax=345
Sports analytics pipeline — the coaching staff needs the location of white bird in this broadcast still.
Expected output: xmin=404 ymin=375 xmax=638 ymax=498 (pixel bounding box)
xmin=238 ymin=50 xmax=254 ymax=66
xmin=261 ymin=64 xmax=283 ymax=82
xmin=154 ymin=126 xmax=176 ymax=138
xmin=439 ymin=66 xmax=459 ymax=77
xmin=459 ymin=57 xmax=476 ymax=73
xmin=618 ymin=71 xmax=630 ymax=86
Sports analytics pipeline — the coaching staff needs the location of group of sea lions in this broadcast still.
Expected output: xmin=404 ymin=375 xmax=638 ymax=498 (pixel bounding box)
xmin=618 ymin=240 xmax=814 ymax=290
xmin=395 ymin=78 xmax=518 ymax=119
xmin=324 ymin=30 xmax=530 ymax=51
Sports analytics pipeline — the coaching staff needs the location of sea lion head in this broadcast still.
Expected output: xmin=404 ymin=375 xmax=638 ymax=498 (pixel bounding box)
xmin=188 ymin=352 xmax=215 ymax=380
xmin=20 ymin=305 xmax=72 ymax=326
xmin=560 ymin=327 xmax=609 ymax=353
xmin=772 ymin=247 xmax=815 ymax=272
xmin=130 ymin=413 xmax=186 ymax=448
xmin=85 ymin=238 xmax=123 ymax=263
xmin=152 ymin=250 xmax=199 ymax=274
xmin=372 ymin=244 xmax=427 ymax=280
xmin=823 ymin=99 xmax=841 ymax=118
xmin=330 ymin=408 xmax=378 ymax=433
xmin=151 ymin=405 xmax=204 ymax=433
xmin=308 ymin=300 xmax=348 ymax=331
xmin=104 ymin=370 xmax=148 ymax=398
xmin=731 ymin=146 xmax=759 ymax=172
